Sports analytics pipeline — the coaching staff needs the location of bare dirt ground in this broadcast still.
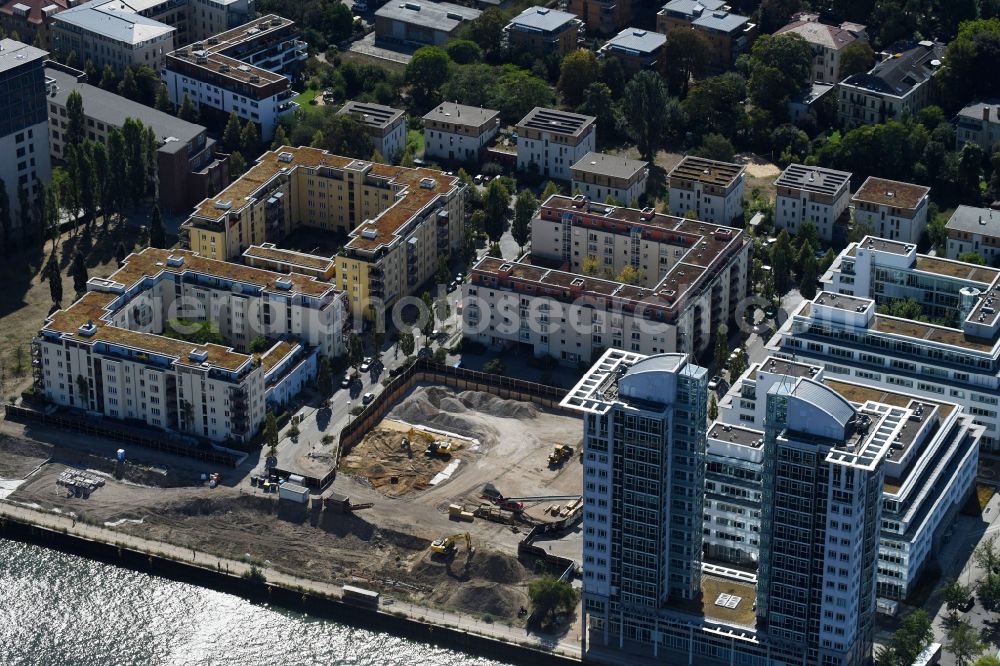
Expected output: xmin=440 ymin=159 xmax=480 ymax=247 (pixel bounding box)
xmin=1 ymin=385 xmax=585 ymax=623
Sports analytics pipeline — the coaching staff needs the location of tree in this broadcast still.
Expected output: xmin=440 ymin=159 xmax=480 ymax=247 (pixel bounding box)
xmin=155 ymin=84 xmax=170 ymax=112
xmin=271 ymin=125 xmax=289 ymax=151
xmin=527 ymin=576 xmax=577 ymax=624
xmin=748 ymin=33 xmax=813 ymax=118
xmin=65 ymin=90 xmax=85 ymax=146
xmin=74 ymin=143 xmax=98 ymax=228
xmin=708 ymin=393 xmax=718 ymax=421
xmin=347 ymin=333 xmax=364 ymax=369
xmin=406 ymin=46 xmax=450 ymax=108
xmin=759 ymin=0 xmax=803 ymax=33
xmin=771 ymin=230 xmax=793 ymax=294
xmin=696 ymin=133 xmax=735 ymax=162
xmin=958 ymin=141 xmax=985 ymax=203
xmin=461 ymin=8 xmax=505 ymax=60
xmin=975 ymin=535 xmax=1000 ymax=575
xmin=178 ymin=94 xmax=198 ymax=123
xmin=576 ymin=83 xmax=618 ymax=142
xmin=664 ymin=29 xmax=711 ymax=96
xmin=713 ymin=324 xmax=729 ymax=369
xmin=47 ymin=255 xmax=62 ymax=306
xmin=71 ymin=250 xmax=88 ymax=295
xmin=943 ymin=579 xmax=974 ymax=610
xmin=973 ymin=657 xmax=1000 ymax=666
xmin=557 ymin=50 xmax=600 ymax=108
xmin=581 ymin=255 xmax=599 ymax=276
xmin=241 ymin=121 xmax=260 ymax=158
xmin=839 ymin=41 xmax=876 ymax=79
xmin=99 ymin=64 xmax=116 ymax=91
xmin=959 ymin=251 xmax=987 ymax=265
xmin=263 ymin=412 xmax=279 ymax=457
xmin=483 ymin=357 xmax=505 ymax=374
xmin=541 ymin=181 xmax=561 ymax=202
xmin=990 ymin=147 xmax=1000 ymax=201
xmin=799 ymin=252 xmax=818 ymax=299
xmin=878 ymin=298 xmax=925 ymax=321
xmin=445 ymin=39 xmax=482 ymax=64
xmin=616 ymin=265 xmax=643 ymax=285
xmin=683 ymin=73 xmax=746 ymax=140
xmin=512 ymin=189 xmax=536 ymax=252
xmin=947 ymin=619 xmax=985 ymax=666
xmin=399 ymin=331 xmax=415 ymax=357
xmin=979 ymin=572 xmax=1000 ymax=611
xmin=600 ymin=56 xmax=626 ymax=97
xmin=149 ymin=204 xmax=165 ymax=249
xmin=483 ymin=179 xmax=510 ymax=243
xmin=118 ymin=67 xmax=139 ymax=100
xmin=317 ymin=356 xmax=332 ymax=397
xmin=223 ymin=111 xmax=243 ymax=152
xmin=941 ymin=19 xmax=1000 ymax=107
xmin=229 ymin=151 xmax=247 ymax=179
xmin=115 ymin=241 xmax=128 ymax=266
xmin=622 ymin=71 xmax=670 ymax=161
xmin=879 ymin=609 xmax=933 ymax=666
xmin=122 ymin=118 xmax=146 ymax=205
xmin=0 ymin=179 xmax=9 ymax=252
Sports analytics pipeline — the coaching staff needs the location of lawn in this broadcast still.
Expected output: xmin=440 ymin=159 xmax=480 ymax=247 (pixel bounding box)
xmin=406 ymin=129 xmax=424 ymax=156
xmin=293 ymin=88 xmax=324 ymax=116
xmin=978 ymin=483 xmax=995 ymax=511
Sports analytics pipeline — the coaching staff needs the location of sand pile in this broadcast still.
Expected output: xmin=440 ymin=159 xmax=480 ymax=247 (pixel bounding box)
xmin=469 ymin=552 xmax=525 ymax=584
xmin=388 ymin=387 xmax=538 ymax=443
xmin=439 ymin=583 xmax=528 ymax=617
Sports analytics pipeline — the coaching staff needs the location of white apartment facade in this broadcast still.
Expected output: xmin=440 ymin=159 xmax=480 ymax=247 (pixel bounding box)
xmin=775 ymin=13 xmax=867 ymax=84
xmin=837 ymin=41 xmax=943 ymax=127
xmin=462 ymin=194 xmax=751 ymax=365
xmin=667 ymin=156 xmax=746 ymax=226
xmin=851 ymin=176 xmax=929 ymax=244
xmin=338 ymin=101 xmax=407 ymax=161
xmin=422 ymin=102 xmax=500 ymax=164
xmin=955 ymin=100 xmax=1000 ymax=152
xmin=516 ymin=106 xmax=595 ymax=181
xmin=945 ymin=205 xmax=1000 ymax=264
xmin=774 ymin=163 xmax=852 ymax=241
xmin=33 ymin=248 xmax=348 ymax=443
xmin=570 ymin=151 xmax=648 ymax=206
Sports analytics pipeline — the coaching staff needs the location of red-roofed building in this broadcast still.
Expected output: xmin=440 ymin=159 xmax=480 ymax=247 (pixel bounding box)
xmin=776 ymin=12 xmax=866 ymax=84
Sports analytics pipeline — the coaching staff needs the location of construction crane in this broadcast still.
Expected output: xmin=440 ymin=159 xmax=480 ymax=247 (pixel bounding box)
xmin=430 ymin=532 xmax=472 ymax=555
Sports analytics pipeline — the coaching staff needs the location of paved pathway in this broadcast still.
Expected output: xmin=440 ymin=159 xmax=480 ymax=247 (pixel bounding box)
xmin=0 ymin=501 xmax=582 ymax=661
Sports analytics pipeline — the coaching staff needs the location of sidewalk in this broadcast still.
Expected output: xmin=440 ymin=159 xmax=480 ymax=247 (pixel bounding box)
xmin=0 ymin=500 xmax=582 ymax=661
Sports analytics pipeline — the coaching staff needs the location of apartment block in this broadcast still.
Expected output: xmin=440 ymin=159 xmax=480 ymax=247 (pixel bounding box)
xmin=180 ymin=146 xmax=466 ymax=318
xmin=954 ymin=100 xmax=1000 ymax=152
xmin=597 ymin=27 xmax=666 ymax=77
xmin=33 ymin=248 xmax=348 ymax=443
xmin=51 ymin=0 xmax=176 ymax=75
xmin=775 ymin=12 xmax=867 ymax=84
xmin=772 ymin=237 xmax=1000 ymax=450
xmin=0 ymin=0 xmax=69 ymax=49
xmin=45 ymin=64 xmax=228 ymax=214
xmin=164 ymin=15 xmax=305 ymax=141
xmin=667 ymin=156 xmax=745 ymax=226
xmin=462 ymin=194 xmax=750 ymax=365
xmin=945 ymin=205 xmax=1000 ymax=264
xmin=567 ymin=0 xmax=630 ymax=36
xmin=0 ymin=39 xmax=50 ymax=239
xmin=851 ymin=176 xmax=929 ymax=244
xmin=422 ymin=102 xmax=500 ymax=164
xmin=504 ymin=6 xmax=580 ymax=58
xmin=713 ymin=355 xmax=981 ymax=600
xmin=374 ymin=1 xmax=479 ymax=48
xmin=570 ymin=151 xmax=648 ymax=206
xmin=516 ymin=107 xmax=595 ymax=182
xmin=656 ymin=0 xmax=757 ymax=69
xmin=837 ymin=41 xmax=943 ymax=127
xmin=774 ymin=163 xmax=852 ymax=241
xmin=337 ymin=101 xmax=407 ymax=162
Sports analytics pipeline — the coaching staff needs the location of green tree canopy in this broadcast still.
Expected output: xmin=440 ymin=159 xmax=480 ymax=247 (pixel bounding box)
xmin=483 ymin=179 xmax=510 ymax=243
xmin=941 ymin=19 xmax=1000 ymax=108
xmin=527 ymin=576 xmax=577 ymax=624
xmin=445 ymin=39 xmax=482 ymax=64
xmin=839 ymin=41 xmax=876 ymax=79
xmin=664 ymin=28 xmax=711 ymax=96
xmin=223 ymin=111 xmax=243 ymax=152
xmin=747 ymin=33 xmax=813 ymax=118
xmin=149 ymin=204 xmax=165 ymax=249
xmin=557 ymin=49 xmax=600 ymax=108
xmin=406 ymin=46 xmax=451 ymax=108
xmin=622 ymin=71 xmax=670 ymax=161
xmin=512 ymin=189 xmax=536 ymax=252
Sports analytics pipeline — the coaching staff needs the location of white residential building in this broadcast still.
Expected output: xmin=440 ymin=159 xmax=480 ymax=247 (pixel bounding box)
xmin=462 ymin=194 xmax=751 ymax=365
xmin=337 ymin=101 xmax=406 ymax=161
xmin=954 ymin=100 xmax=1000 ymax=152
xmin=422 ymin=102 xmax=500 ymax=164
xmin=713 ymin=355 xmax=982 ymax=600
xmin=775 ymin=12 xmax=867 ymax=84
xmin=33 ymin=248 xmax=348 ymax=443
xmin=570 ymin=151 xmax=648 ymax=206
xmin=851 ymin=176 xmax=929 ymax=244
xmin=771 ymin=236 xmax=1000 ymax=450
xmin=0 ymin=39 xmax=50 ymax=238
xmin=774 ymin=163 xmax=852 ymax=241
xmin=945 ymin=205 xmax=1000 ymax=264
xmin=667 ymin=156 xmax=746 ymax=226
xmin=515 ymin=106 xmax=596 ymax=181
xmin=51 ymin=0 xmax=176 ymax=75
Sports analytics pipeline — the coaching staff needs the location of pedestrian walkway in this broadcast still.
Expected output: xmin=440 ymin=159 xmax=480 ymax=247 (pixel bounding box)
xmin=0 ymin=501 xmax=582 ymax=661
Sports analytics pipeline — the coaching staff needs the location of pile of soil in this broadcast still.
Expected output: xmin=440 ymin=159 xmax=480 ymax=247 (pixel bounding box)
xmin=438 ymin=583 xmax=528 ymax=617
xmin=469 ymin=551 xmax=525 ymax=584
xmin=389 ymin=387 xmax=539 ymax=443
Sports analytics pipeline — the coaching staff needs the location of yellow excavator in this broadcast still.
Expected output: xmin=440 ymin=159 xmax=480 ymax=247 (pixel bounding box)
xmin=430 ymin=532 xmax=472 ymax=556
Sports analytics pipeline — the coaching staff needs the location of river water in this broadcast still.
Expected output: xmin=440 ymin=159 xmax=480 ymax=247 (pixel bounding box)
xmin=0 ymin=538 xmax=513 ymax=666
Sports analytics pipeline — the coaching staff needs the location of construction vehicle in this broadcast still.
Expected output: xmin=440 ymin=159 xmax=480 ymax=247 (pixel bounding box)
xmin=430 ymin=532 xmax=472 ymax=555
xmin=425 ymin=440 xmax=452 ymax=456
xmin=548 ymin=444 xmax=575 ymax=466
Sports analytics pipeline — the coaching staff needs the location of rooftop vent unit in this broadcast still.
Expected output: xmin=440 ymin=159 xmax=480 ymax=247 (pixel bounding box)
xmin=192 ymin=42 xmax=203 ymax=49
xmin=419 ymin=177 xmax=436 ymax=189
xmin=208 ymin=37 xmax=219 ymax=45
xmin=271 ymin=17 xmax=282 ymax=26
xmin=78 ymin=320 xmax=97 ymax=337
xmin=189 ymin=349 xmax=209 ymax=363
xmin=277 ymin=151 xmax=294 ymax=163
xmin=537 ymin=7 xmax=549 ymax=13
xmin=196 ymin=54 xmax=208 ymax=64
xmin=214 ymin=200 xmax=233 ymax=210
xmin=446 ymin=11 xmax=464 ymax=19
xmin=275 ymin=277 xmax=293 ymax=290
xmin=404 ymin=2 xmax=420 ymax=9
xmin=249 ymin=74 xmax=261 ymax=83
xmin=166 ymin=255 xmax=185 ymax=267
xmin=219 ymin=64 xmax=230 ymax=72
xmin=361 ymin=228 xmax=378 ymax=240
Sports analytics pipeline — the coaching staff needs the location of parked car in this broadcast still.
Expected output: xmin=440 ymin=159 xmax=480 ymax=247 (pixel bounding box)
xmin=708 ymin=375 xmax=722 ymax=391
xmin=341 ymin=373 xmax=351 ymax=388
xmin=362 ymin=392 xmax=375 ymax=405
xmin=360 ymin=357 xmax=373 ymax=372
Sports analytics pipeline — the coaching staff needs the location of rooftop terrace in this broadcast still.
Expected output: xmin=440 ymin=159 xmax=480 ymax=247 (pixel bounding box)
xmin=775 ymin=163 xmax=851 ymax=196
xmin=516 ymin=107 xmax=595 ymax=138
xmin=852 ymin=176 xmax=929 ymax=210
xmin=669 ymin=156 xmax=744 ymax=188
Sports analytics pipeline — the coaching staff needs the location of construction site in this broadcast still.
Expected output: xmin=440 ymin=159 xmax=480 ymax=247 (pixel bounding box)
xmin=0 ymin=384 xmax=585 ymax=625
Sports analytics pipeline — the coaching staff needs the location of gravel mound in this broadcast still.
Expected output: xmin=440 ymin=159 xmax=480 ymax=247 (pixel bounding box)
xmin=470 ymin=552 xmax=526 ymax=584
xmin=441 ymin=583 xmax=527 ymax=617
xmin=389 ymin=387 xmax=538 ymax=441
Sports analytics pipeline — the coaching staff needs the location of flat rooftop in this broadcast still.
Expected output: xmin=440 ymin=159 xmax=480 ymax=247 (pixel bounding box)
xmin=375 ymin=0 xmax=480 ymax=31
xmin=692 ymin=9 xmax=752 ymax=33
xmin=517 ymin=106 xmax=595 ymax=138
xmin=423 ymin=101 xmax=499 ymax=127
xmin=813 ymin=290 xmax=872 ymax=312
xmin=337 ymin=100 xmax=404 ymax=131
xmin=243 ymin=244 xmax=335 ymax=272
xmin=852 ymin=176 xmax=929 ymax=210
xmin=571 ymin=152 xmax=648 ymax=180
xmin=0 ymin=38 xmax=47 ymax=73
xmin=855 ymin=236 xmax=915 ymax=255
xmin=188 ymin=146 xmax=462 ymax=255
xmin=53 ymin=0 xmax=174 ymax=44
xmin=754 ymin=356 xmax=822 ymax=380
xmin=668 ymin=575 xmax=758 ymax=628
xmin=669 ymin=156 xmax=745 ymax=188
xmin=602 ymin=27 xmax=666 ymax=54
xmin=507 ymin=5 xmax=577 ymax=31
xmin=260 ymin=339 xmax=298 ymax=374
xmin=775 ymin=163 xmax=851 ymax=196
xmin=708 ymin=423 xmax=764 ymax=448
xmin=659 ymin=0 xmax=726 ymax=18
xmin=945 ymin=205 xmax=1000 ymax=236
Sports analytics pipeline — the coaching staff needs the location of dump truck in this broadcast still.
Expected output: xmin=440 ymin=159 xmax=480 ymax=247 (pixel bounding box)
xmin=548 ymin=444 xmax=574 ymax=466
xmin=430 ymin=532 xmax=472 ymax=555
